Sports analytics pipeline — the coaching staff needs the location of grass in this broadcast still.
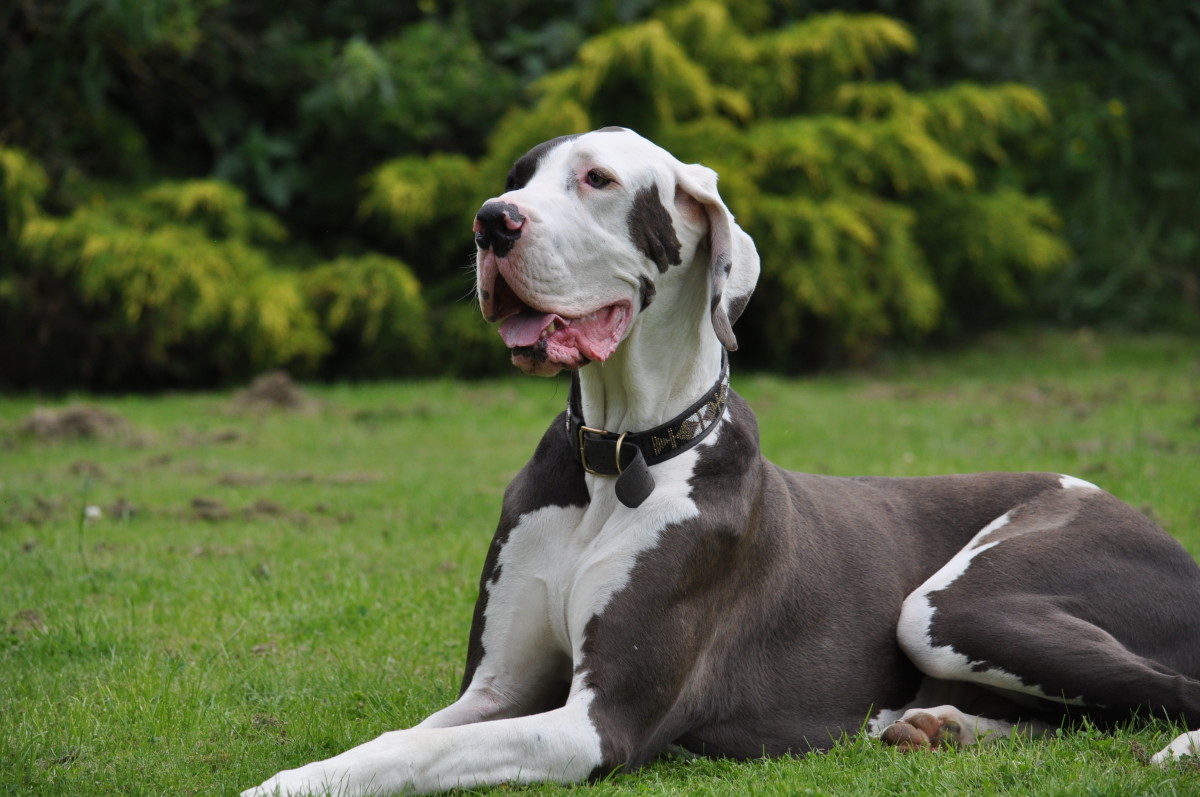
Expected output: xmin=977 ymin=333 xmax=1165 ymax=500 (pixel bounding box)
xmin=1 ymin=330 xmax=1198 ymax=796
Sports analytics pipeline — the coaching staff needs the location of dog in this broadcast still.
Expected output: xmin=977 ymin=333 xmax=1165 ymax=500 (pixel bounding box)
xmin=244 ymin=128 xmax=1200 ymax=796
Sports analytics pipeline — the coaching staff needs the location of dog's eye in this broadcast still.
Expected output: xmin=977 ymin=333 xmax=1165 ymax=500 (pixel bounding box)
xmin=585 ymin=169 xmax=613 ymax=189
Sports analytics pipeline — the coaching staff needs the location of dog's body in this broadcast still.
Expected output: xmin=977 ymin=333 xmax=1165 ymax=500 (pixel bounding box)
xmin=245 ymin=129 xmax=1200 ymax=796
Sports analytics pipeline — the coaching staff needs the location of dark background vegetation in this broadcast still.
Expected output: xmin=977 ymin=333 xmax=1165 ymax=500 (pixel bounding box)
xmin=1 ymin=0 xmax=1196 ymax=390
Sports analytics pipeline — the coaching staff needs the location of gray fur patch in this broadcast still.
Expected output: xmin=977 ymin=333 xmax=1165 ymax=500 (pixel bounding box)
xmin=640 ymin=276 xmax=657 ymax=310
xmin=506 ymin=134 xmax=580 ymax=192
xmin=627 ymin=185 xmax=682 ymax=273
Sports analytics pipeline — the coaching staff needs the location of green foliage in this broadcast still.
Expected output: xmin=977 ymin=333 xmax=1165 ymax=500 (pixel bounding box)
xmin=4 ymin=0 xmax=1185 ymax=387
xmin=796 ymin=0 xmax=1200 ymax=333
xmin=301 ymin=23 xmax=518 ymax=156
xmin=302 ymin=254 xmax=429 ymax=379
xmin=918 ymin=189 xmax=1070 ymax=309
xmin=425 ymin=300 xmax=516 ymax=379
xmin=481 ymin=98 xmax=593 ymax=186
xmin=0 ymin=147 xmax=49 ymax=240
xmin=7 ymin=182 xmax=327 ymax=389
xmin=570 ymin=19 xmax=728 ymax=130
xmin=753 ymin=12 xmax=917 ymax=115
xmin=143 ymin=180 xmax=288 ymax=245
xmin=0 ymin=149 xmax=49 ymax=335
xmin=1 ymin=172 xmax=499 ymax=388
xmin=364 ymin=0 xmax=1068 ymax=367
xmin=0 ymin=168 xmax=462 ymax=388
xmin=1032 ymin=0 xmax=1200 ymax=331
xmin=359 ymin=154 xmax=481 ymax=282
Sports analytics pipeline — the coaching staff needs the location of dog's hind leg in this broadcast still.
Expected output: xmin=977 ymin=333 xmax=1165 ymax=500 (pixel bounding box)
xmin=888 ymin=481 xmax=1200 ymax=751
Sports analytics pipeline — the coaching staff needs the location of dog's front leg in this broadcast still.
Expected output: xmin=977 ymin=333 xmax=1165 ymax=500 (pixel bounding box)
xmin=240 ymin=692 xmax=604 ymax=797
xmin=414 ymin=680 xmax=551 ymax=730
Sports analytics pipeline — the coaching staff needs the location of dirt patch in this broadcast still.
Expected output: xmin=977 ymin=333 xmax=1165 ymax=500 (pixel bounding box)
xmin=8 ymin=608 xmax=47 ymax=635
xmin=208 ymin=427 xmax=245 ymax=443
xmin=243 ymin=499 xmax=309 ymax=524
xmin=250 ymin=641 xmax=278 ymax=657
xmin=172 ymin=426 xmax=249 ymax=447
xmin=230 ymin=371 xmax=316 ymax=412
xmin=69 ymin=460 xmax=107 ymax=480
xmin=187 ymin=495 xmax=310 ymax=524
xmin=214 ymin=472 xmax=272 ymax=487
xmin=252 ymin=713 xmax=283 ymax=728
xmin=323 ymin=471 xmax=379 ymax=485
xmin=243 ymin=498 xmax=286 ymax=517
xmin=17 ymin=404 xmax=127 ymax=441
xmin=250 ymin=712 xmax=289 ymax=744
xmin=36 ymin=749 xmax=80 ymax=768
xmin=3 ymin=495 xmax=65 ymax=526
xmin=214 ymin=470 xmax=378 ymax=487
xmin=108 ymin=497 xmax=137 ymax=520
xmin=190 ymin=496 xmax=232 ymax=521
xmin=313 ymin=503 xmax=356 ymax=523
xmin=351 ymin=403 xmax=432 ymax=425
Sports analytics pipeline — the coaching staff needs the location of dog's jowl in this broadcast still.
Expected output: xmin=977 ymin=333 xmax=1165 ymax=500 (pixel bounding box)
xmin=243 ymin=128 xmax=1200 ymax=796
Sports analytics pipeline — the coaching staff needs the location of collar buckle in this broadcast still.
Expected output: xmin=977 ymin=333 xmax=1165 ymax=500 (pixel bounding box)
xmin=577 ymin=425 xmax=609 ymax=474
xmin=568 ymin=353 xmax=730 ymax=484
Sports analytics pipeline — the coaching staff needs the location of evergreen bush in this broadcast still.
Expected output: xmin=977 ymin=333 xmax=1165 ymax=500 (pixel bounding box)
xmin=7 ymin=0 xmax=1134 ymax=387
xmin=302 ymin=254 xmax=429 ymax=379
xmin=366 ymin=0 xmax=1070 ymax=368
xmin=3 ymin=175 xmax=327 ymax=388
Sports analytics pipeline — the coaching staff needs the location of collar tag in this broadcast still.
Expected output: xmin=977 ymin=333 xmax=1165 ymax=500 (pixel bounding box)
xmin=614 ymin=446 xmax=654 ymax=508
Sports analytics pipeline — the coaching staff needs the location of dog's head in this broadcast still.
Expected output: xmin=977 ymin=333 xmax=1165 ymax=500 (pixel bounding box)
xmin=474 ymin=128 xmax=760 ymax=376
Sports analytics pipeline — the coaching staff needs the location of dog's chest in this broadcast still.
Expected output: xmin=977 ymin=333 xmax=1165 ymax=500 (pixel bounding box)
xmin=483 ymin=450 xmax=710 ymax=661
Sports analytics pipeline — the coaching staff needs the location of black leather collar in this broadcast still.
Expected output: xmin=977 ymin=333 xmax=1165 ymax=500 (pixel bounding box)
xmin=566 ymin=356 xmax=729 ymax=508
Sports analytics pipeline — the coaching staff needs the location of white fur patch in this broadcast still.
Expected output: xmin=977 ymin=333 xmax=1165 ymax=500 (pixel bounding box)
xmin=242 ymin=692 xmax=604 ymax=796
xmin=1151 ymin=729 xmax=1200 ymax=765
xmin=897 ymin=513 xmax=1007 ymax=677
xmin=896 ymin=510 xmax=1086 ymax=704
xmin=1059 ymin=474 xmax=1101 ymax=492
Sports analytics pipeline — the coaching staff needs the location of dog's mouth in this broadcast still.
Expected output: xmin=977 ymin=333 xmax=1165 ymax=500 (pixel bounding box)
xmin=489 ymin=274 xmax=631 ymax=376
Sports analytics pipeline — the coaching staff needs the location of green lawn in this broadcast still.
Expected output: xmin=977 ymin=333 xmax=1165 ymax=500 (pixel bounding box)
xmin=2 ymin=331 xmax=1198 ymax=796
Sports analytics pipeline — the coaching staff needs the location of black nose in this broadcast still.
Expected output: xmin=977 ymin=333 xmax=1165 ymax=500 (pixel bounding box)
xmin=474 ymin=202 xmax=525 ymax=258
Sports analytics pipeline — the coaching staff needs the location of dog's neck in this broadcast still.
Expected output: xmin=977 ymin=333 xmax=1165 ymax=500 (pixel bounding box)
xmin=576 ymin=269 xmax=724 ymax=434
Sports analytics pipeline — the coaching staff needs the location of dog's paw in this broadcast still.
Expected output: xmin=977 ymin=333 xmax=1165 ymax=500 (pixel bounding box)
xmin=880 ymin=707 xmax=975 ymax=751
xmin=240 ymin=774 xmax=292 ymax=797
xmin=240 ymin=766 xmax=338 ymax=797
xmin=1150 ymin=729 xmax=1200 ymax=766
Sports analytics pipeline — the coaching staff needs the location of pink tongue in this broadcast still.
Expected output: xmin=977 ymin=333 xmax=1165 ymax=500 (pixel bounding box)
xmin=499 ymin=310 xmax=565 ymax=347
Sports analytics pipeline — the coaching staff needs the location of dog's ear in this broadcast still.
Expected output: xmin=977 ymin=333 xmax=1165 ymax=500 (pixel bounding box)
xmin=674 ymin=163 xmax=760 ymax=351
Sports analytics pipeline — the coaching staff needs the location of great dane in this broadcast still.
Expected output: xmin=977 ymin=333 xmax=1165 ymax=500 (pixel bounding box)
xmin=245 ymin=128 xmax=1200 ymax=796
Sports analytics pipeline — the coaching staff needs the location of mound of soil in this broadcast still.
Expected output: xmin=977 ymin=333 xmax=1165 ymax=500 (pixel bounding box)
xmin=231 ymin=371 xmax=315 ymax=411
xmin=17 ymin=404 xmax=128 ymax=441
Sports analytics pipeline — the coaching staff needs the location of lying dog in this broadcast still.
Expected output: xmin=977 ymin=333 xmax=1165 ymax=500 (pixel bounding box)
xmin=244 ymin=128 xmax=1200 ymax=796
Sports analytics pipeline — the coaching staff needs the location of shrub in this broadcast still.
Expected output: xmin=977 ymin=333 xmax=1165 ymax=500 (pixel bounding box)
xmin=0 ymin=147 xmax=48 ymax=239
xmin=3 ymin=179 xmax=327 ymax=389
xmin=363 ymin=0 xmax=1070 ymax=368
xmin=0 ymin=168 xmax=457 ymax=388
xmin=302 ymin=254 xmax=429 ymax=379
xmin=359 ymin=154 xmax=481 ymax=283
